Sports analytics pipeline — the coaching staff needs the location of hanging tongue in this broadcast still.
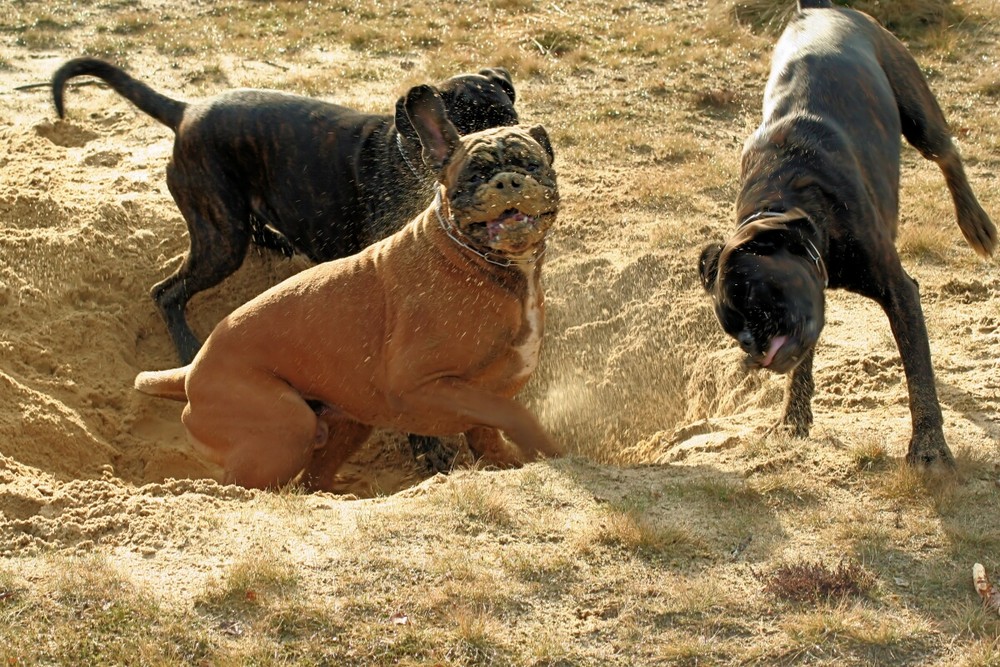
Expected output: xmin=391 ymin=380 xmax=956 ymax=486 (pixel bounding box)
xmin=762 ymin=335 xmax=788 ymax=367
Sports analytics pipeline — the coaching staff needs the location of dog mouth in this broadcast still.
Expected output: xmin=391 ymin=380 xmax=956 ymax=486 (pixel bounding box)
xmin=466 ymin=208 xmax=554 ymax=253
xmin=762 ymin=335 xmax=787 ymax=368
xmin=743 ymin=329 xmax=816 ymax=375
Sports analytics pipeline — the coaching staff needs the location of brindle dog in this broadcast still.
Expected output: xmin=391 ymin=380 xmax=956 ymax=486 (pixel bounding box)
xmin=52 ymin=57 xmax=518 ymax=363
xmin=698 ymin=0 xmax=996 ymax=469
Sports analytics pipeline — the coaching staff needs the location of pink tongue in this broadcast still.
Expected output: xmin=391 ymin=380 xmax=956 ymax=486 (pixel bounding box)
xmin=762 ymin=335 xmax=788 ymax=367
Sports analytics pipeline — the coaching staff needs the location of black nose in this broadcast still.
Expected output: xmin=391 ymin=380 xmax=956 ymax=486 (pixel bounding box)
xmin=737 ymin=330 xmax=755 ymax=352
xmin=496 ymin=175 xmax=522 ymax=190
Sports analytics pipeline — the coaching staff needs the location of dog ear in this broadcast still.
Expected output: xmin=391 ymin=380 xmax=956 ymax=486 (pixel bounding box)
xmin=404 ymin=84 xmax=461 ymax=171
xmin=699 ymin=243 xmax=723 ymax=292
xmin=393 ymin=95 xmax=416 ymax=139
xmin=527 ymin=125 xmax=555 ymax=164
xmin=748 ymin=212 xmax=819 ymax=256
xmin=479 ymin=67 xmax=515 ymax=104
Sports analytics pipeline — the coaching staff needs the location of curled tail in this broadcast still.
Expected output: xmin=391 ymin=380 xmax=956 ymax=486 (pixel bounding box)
xmin=797 ymin=0 xmax=833 ymax=9
xmin=135 ymin=366 xmax=190 ymax=401
xmin=52 ymin=57 xmax=186 ymax=131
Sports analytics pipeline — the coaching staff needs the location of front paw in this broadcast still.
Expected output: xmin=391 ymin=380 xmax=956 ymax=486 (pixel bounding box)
xmin=905 ymin=429 xmax=955 ymax=471
xmin=767 ymin=403 xmax=812 ymax=439
xmin=465 ymin=427 xmax=526 ymax=468
xmin=766 ymin=417 xmax=810 ymax=439
xmin=407 ymin=434 xmax=459 ymax=474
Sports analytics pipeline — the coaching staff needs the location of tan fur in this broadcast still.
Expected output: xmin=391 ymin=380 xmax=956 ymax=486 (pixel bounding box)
xmin=134 ymin=124 xmax=562 ymax=490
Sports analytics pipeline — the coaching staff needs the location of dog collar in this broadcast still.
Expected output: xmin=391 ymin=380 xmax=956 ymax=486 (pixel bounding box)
xmin=738 ymin=209 xmax=828 ymax=288
xmin=433 ymin=189 xmax=545 ymax=268
xmin=396 ymin=133 xmax=424 ymax=181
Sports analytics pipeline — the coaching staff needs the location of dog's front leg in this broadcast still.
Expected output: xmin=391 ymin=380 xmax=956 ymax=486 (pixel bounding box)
xmin=875 ymin=271 xmax=955 ymax=469
xmin=395 ymin=379 xmax=563 ymax=463
xmin=776 ymin=348 xmax=815 ymax=438
xmin=464 ymin=426 xmax=526 ymax=468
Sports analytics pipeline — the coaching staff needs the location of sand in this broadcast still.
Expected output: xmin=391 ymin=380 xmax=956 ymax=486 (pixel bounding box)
xmin=1 ymin=25 xmax=998 ymax=575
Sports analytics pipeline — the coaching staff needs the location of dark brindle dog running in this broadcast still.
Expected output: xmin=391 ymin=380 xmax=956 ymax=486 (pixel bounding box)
xmin=52 ymin=57 xmax=518 ymax=364
xmin=699 ymin=0 xmax=997 ymax=469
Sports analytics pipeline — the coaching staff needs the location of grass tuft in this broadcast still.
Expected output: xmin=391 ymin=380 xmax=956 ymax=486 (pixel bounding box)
xmin=591 ymin=507 xmax=707 ymax=561
xmin=441 ymin=478 xmax=515 ymax=530
xmin=194 ymin=544 xmax=298 ymax=614
xmin=850 ymin=437 xmax=890 ymax=472
xmin=755 ymin=558 xmax=877 ymax=602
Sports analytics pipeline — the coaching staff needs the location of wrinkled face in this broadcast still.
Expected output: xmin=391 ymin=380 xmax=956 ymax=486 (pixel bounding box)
xmin=436 ymin=68 xmax=518 ymax=135
xmin=444 ymin=126 xmax=559 ymax=256
xmin=702 ymin=223 xmax=826 ymax=374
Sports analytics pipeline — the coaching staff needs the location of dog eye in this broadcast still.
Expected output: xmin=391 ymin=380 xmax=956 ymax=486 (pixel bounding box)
xmin=720 ymin=307 xmax=744 ymax=334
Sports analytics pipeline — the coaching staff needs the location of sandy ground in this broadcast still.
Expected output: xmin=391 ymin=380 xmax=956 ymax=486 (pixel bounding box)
xmin=0 ymin=2 xmax=998 ymax=627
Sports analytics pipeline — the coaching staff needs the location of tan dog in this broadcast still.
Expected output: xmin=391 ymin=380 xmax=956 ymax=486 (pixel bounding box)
xmin=134 ymin=86 xmax=563 ymax=491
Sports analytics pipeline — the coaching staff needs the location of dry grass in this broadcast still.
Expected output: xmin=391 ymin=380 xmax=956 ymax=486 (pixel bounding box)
xmin=755 ymin=558 xmax=877 ymax=602
xmin=713 ymin=0 xmax=965 ymax=37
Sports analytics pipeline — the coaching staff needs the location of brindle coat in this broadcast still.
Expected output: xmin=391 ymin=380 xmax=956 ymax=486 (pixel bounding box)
xmin=699 ymin=0 xmax=996 ymax=469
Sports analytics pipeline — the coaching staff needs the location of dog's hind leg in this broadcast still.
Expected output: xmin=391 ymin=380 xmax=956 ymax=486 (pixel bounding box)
xmin=153 ymin=162 xmax=253 ymax=363
xmin=300 ymin=419 xmax=373 ymax=492
xmin=879 ymin=35 xmax=997 ymax=257
xmin=181 ymin=367 xmax=320 ymax=489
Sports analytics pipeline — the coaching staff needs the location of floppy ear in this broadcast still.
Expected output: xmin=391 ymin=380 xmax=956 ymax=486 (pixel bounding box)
xmin=479 ymin=67 xmax=515 ymax=104
xmin=404 ymin=84 xmax=461 ymax=171
xmin=698 ymin=243 xmax=723 ymax=292
xmin=528 ymin=125 xmax=555 ymax=164
xmin=746 ymin=212 xmax=819 ymax=255
xmin=393 ymin=95 xmax=416 ymax=139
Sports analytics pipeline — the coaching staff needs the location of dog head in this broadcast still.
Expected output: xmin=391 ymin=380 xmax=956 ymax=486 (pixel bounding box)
xmin=403 ymin=85 xmax=557 ymax=261
xmin=698 ymin=210 xmax=827 ymax=374
xmin=395 ymin=67 xmax=517 ymax=143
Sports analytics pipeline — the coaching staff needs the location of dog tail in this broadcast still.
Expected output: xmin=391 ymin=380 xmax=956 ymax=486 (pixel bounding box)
xmin=134 ymin=367 xmax=190 ymax=401
xmin=950 ymin=169 xmax=999 ymax=258
xmin=797 ymin=0 xmax=833 ymax=10
xmin=52 ymin=57 xmax=186 ymax=131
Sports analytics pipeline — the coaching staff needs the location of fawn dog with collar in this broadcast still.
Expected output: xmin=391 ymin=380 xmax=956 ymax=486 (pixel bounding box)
xmin=134 ymin=86 xmax=563 ymax=490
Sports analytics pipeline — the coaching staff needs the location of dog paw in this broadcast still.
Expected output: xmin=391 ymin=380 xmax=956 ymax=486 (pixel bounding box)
xmin=766 ymin=418 xmax=811 ymax=439
xmin=905 ymin=432 xmax=956 ymax=471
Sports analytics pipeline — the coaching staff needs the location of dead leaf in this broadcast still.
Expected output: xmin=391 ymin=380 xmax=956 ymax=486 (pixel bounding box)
xmin=973 ymin=563 xmax=1000 ymax=614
